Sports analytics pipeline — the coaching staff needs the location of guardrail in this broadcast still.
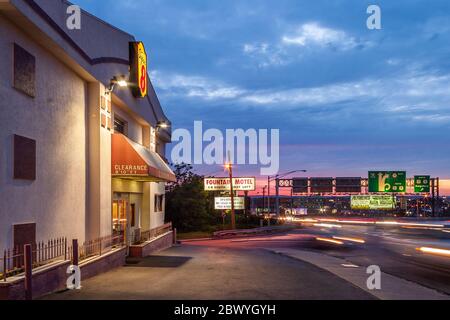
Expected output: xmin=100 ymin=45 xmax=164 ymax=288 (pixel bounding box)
xmin=213 ymin=226 xmax=286 ymax=239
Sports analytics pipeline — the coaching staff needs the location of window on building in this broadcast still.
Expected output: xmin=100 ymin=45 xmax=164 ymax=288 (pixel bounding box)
xmin=114 ymin=117 xmax=127 ymax=134
xmin=13 ymin=134 xmax=36 ymax=180
xmin=13 ymin=43 xmax=36 ymax=97
xmin=154 ymin=194 xmax=164 ymax=212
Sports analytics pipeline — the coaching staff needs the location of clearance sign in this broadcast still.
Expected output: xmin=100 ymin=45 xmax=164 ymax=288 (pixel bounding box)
xmin=129 ymin=41 xmax=148 ymax=98
xmin=204 ymin=177 xmax=256 ymax=191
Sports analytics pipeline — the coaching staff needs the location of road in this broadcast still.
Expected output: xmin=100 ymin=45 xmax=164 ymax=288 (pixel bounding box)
xmin=42 ymin=222 xmax=450 ymax=300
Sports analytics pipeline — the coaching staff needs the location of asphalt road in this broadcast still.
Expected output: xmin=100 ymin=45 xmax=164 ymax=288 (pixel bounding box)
xmin=42 ymin=222 xmax=450 ymax=300
xmin=42 ymin=242 xmax=374 ymax=300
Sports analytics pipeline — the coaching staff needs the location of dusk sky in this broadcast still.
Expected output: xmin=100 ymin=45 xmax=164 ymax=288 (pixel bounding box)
xmin=74 ymin=0 xmax=450 ymax=193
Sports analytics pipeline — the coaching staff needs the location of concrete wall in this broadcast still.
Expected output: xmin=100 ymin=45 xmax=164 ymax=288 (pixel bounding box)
xmin=150 ymin=182 xmax=167 ymax=228
xmin=129 ymin=231 xmax=173 ymax=258
xmin=86 ymin=82 xmax=112 ymax=241
xmin=141 ymin=182 xmax=166 ymax=231
xmin=113 ymin=106 xmax=143 ymax=145
xmin=0 ymin=14 xmax=87 ymax=253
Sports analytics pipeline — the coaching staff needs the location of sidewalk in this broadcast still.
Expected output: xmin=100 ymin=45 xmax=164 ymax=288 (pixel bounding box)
xmin=268 ymin=248 xmax=450 ymax=300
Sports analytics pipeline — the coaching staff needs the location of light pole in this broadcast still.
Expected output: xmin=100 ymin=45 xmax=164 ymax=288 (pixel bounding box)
xmin=225 ymin=162 xmax=236 ymax=230
xmin=269 ymin=170 xmax=307 ymax=216
xmin=262 ymin=185 xmax=267 ymax=214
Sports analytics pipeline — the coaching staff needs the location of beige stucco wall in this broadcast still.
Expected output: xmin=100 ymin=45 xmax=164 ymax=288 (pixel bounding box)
xmin=113 ymin=106 xmax=143 ymax=145
xmin=0 ymin=14 xmax=87 ymax=252
xmin=150 ymin=182 xmax=167 ymax=228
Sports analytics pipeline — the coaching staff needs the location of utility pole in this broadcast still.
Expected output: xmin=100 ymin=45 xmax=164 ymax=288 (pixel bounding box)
xmin=432 ymin=178 xmax=436 ymax=217
xmin=267 ymin=176 xmax=271 ymax=214
xmin=275 ymin=178 xmax=280 ymax=216
xmin=226 ymin=162 xmax=236 ymax=230
xmin=262 ymin=186 xmax=267 ymax=214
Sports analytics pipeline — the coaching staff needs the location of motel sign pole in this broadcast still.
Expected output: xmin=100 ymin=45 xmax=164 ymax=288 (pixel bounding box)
xmin=226 ymin=163 xmax=236 ymax=230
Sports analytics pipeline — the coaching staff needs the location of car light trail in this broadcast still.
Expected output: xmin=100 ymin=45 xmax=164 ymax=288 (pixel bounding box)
xmin=401 ymin=226 xmax=443 ymax=231
xmin=295 ymin=218 xmax=318 ymax=223
xmin=316 ymin=237 xmax=344 ymax=245
xmin=313 ymin=223 xmax=342 ymax=229
xmin=417 ymin=247 xmax=450 ymax=257
xmin=339 ymin=220 xmax=375 ymax=225
xmin=332 ymin=236 xmax=366 ymax=244
xmin=375 ymin=221 xmax=444 ymax=228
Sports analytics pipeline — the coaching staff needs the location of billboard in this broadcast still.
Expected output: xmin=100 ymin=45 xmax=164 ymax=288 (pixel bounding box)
xmin=335 ymin=177 xmax=361 ymax=193
xmin=293 ymin=178 xmax=309 ymax=193
xmin=414 ymin=176 xmax=431 ymax=193
xmin=368 ymin=171 xmax=406 ymax=193
xmin=351 ymin=195 xmax=396 ymax=210
xmin=310 ymin=178 xmax=333 ymax=193
xmin=214 ymin=197 xmax=245 ymax=210
xmin=204 ymin=177 xmax=256 ymax=191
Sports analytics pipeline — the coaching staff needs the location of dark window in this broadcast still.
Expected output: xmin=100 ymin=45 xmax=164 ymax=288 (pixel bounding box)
xmin=114 ymin=117 xmax=126 ymax=134
xmin=13 ymin=223 xmax=36 ymax=248
xmin=13 ymin=44 xmax=36 ymax=97
xmin=13 ymin=134 xmax=36 ymax=180
xmin=130 ymin=203 xmax=136 ymax=227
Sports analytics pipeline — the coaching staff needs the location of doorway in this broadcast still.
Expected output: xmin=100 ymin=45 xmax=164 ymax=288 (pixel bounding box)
xmin=112 ymin=193 xmax=142 ymax=245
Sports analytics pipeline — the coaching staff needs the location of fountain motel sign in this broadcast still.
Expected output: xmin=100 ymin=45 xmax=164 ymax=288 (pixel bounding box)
xmin=204 ymin=177 xmax=256 ymax=191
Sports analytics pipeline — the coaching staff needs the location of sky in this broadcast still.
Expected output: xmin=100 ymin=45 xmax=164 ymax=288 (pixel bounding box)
xmin=74 ymin=0 xmax=450 ymax=193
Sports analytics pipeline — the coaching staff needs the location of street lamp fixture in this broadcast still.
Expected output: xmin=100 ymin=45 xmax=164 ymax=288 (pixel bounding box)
xmin=156 ymin=121 xmax=171 ymax=132
xmin=267 ymin=169 xmax=308 ymax=216
xmin=106 ymin=75 xmax=129 ymax=95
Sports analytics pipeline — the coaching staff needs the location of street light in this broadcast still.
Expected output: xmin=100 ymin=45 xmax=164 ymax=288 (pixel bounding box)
xmin=268 ymin=170 xmax=307 ymax=216
xmin=224 ymin=162 xmax=236 ymax=230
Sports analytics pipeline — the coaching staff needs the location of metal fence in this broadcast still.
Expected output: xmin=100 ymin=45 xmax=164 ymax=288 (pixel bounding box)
xmin=1 ymin=234 xmax=125 ymax=281
xmin=1 ymin=237 xmax=67 ymax=281
xmin=67 ymin=234 xmax=125 ymax=263
xmin=136 ymin=222 xmax=173 ymax=244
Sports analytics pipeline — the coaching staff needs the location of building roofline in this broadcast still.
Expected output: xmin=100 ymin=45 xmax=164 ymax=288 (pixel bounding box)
xmin=63 ymin=0 xmax=135 ymax=39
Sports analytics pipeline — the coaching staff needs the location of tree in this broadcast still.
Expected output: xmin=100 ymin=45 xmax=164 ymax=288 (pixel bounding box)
xmin=165 ymin=163 xmax=217 ymax=232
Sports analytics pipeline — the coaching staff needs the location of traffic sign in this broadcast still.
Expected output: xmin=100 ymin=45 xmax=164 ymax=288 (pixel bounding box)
xmin=368 ymin=171 xmax=406 ymax=193
xmin=277 ymin=179 xmax=293 ymax=188
xmin=214 ymin=197 xmax=245 ymax=210
xmin=414 ymin=176 xmax=430 ymax=193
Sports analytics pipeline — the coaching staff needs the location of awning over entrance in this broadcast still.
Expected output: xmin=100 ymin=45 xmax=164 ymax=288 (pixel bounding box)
xmin=112 ymin=134 xmax=176 ymax=182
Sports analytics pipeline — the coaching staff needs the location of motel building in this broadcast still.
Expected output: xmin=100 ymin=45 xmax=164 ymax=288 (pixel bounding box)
xmin=0 ymin=0 xmax=176 ymax=290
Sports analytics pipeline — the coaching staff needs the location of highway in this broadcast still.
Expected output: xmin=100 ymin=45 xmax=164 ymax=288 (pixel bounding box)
xmin=186 ymin=219 xmax=450 ymax=298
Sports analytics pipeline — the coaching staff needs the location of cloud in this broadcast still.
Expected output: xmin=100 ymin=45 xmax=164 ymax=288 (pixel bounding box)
xmin=242 ymin=42 xmax=289 ymax=68
xmin=282 ymin=23 xmax=362 ymax=50
xmin=151 ymin=69 xmax=450 ymax=124
xmin=242 ymin=22 xmax=372 ymax=68
xmin=150 ymin=71 xmax=245 ymax=100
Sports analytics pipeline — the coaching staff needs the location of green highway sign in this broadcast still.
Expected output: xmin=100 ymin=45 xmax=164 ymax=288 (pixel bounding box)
xmin=368 ymin=171 xmax=406 ymax=193
xmin=351 ymin=195 xmax=396 ymax=210
xmin=414 ymin=176 xmax=431 ymax=193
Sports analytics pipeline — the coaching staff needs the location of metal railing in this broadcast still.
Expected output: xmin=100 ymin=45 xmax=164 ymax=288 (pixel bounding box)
xmin=67 ymin=234 xmax=125 ymax=263
xmin=1 ymin=237 xmax=67 ymax=281
xmin=135 ymin=222 xmax=172 ymax=244
xmin=1 ymin=234 xmax=126 ymax=281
